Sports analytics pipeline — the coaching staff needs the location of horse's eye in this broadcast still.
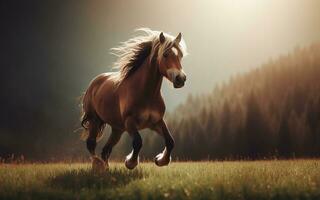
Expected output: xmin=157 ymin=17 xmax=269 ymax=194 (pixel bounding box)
xmin=163 ymin=52 xmax=168 ymax=58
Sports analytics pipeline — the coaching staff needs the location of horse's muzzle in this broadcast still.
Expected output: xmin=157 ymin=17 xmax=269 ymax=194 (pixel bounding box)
xmin=173 ymin=74 xmax=186 ymax=88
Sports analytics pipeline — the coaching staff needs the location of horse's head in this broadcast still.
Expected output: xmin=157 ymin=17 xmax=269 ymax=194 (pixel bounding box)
xmin=157 ymin=32 xmax=187 ymax=88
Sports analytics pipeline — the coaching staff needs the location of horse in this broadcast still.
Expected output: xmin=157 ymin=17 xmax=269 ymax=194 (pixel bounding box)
xmin=80 ymin=28 xmax=187 ymax=170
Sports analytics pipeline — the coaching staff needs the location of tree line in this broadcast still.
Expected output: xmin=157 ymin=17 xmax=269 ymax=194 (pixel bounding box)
xmin=161 ymin=43 xmax=320 ymax=160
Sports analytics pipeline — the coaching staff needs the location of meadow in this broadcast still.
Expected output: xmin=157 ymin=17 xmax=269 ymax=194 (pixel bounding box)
xmin=0 ymin=160 xmax=319 ymax=200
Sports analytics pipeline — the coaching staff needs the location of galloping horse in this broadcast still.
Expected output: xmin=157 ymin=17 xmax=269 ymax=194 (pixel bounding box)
xmin=81 ymin=28 xmax=187 ymax=170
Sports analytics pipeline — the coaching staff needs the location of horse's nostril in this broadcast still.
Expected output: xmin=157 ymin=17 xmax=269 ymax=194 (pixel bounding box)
xmin=175 ymin=75 xmax=183 ymax=83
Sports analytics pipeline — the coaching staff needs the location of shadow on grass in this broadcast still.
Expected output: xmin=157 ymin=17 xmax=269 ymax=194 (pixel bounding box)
xmin=48 ymin=167 xmax=145 ymax=191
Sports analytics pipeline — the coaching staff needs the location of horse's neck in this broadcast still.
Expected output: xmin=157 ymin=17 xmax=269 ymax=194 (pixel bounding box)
xmin=136 ymin=59 xmax=163 ymax=98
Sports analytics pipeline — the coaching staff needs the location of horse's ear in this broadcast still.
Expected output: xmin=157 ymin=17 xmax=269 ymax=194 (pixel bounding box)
xmin=175 ymin=32 xmax=182 ymax=44
xmin=159 ymin=32 xmax=165 ymax=44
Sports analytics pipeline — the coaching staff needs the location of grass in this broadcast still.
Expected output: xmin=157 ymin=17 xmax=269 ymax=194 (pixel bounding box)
xmin=0 ymin=160 xmax=319 ymax=200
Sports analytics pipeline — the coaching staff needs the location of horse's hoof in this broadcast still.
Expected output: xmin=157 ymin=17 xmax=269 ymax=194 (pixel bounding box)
xmin=125 ymin=156 xmax=139 ymax=170
xmin=154 ymin=153 xmax=171 ymax=167
xmin=91 ymin=156 xmax=106 ymax=173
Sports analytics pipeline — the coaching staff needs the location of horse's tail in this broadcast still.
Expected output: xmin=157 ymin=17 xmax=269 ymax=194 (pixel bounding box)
xmin=80 ymin=89 xmax=105 ymax=142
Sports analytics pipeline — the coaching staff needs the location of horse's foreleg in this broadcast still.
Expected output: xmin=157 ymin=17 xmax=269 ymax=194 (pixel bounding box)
xmin=101 ymin=128 xmax=123 ymax=168
xmin=124 ymin=117 xmax=142 ymax=169
xmin=152 ymin=119 xmax=175 ymax=166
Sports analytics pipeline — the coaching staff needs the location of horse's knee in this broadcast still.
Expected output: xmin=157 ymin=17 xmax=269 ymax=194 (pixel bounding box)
xmin=86 ymin=137 xmax=96 ymax=155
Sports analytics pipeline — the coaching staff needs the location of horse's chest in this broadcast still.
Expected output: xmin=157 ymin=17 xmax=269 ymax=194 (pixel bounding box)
xmin=138 ymin=109 xmax=162 ymax=125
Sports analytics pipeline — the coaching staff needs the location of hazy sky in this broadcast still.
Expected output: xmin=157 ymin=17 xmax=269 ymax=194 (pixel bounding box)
xmin=82 ymin=0 xmax=320 ymax=109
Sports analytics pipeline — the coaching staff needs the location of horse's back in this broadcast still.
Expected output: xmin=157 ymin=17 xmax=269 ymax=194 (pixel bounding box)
xmin=85 ymin=73 xmax=114 ymax=102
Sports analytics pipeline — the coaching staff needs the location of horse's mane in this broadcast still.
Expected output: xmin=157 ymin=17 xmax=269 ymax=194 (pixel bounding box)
xmin=110 ymin=28 xmax=187 ymax=85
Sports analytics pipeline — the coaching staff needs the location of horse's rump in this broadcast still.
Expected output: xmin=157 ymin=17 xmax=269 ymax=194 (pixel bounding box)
xmin=80 ymin=76 xmax=108 ymax=141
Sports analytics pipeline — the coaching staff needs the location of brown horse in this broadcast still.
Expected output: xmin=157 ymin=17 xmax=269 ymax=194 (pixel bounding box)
xmin=81 ymin=28 xmax=187 ymax=170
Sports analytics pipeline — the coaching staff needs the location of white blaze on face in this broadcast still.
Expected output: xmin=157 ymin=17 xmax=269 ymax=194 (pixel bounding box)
xmin=164 ymin=47 xmax=185 ymax=83
xmin=172 ymin=47 xmax=178 ymax=56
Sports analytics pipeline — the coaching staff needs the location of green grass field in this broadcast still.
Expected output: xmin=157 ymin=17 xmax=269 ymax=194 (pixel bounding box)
xmin=0 ymin=160 xmax=319 ymax=200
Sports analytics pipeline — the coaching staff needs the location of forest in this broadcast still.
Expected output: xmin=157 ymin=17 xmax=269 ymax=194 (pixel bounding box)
xmin=163 ymin=43 xmax=320 ymax=159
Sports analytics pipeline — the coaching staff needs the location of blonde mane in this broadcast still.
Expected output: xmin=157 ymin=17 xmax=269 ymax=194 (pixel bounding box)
xmin=110 ymin=28 xmax=187 ymax=85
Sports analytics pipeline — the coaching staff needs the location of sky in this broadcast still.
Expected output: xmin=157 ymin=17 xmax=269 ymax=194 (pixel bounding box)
xmin=1 ymin=0 xmax=320 ymax=155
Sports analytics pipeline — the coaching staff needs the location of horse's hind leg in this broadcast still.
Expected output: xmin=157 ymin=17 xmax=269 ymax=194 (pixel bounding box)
xmin=86 ymin=120 xmax=105 ymax=172
xmin=101 ymin=127 xmax=123 ymax=168
xmin=86 ymin=124 xmax=99 ymax=156
xmin=152 ymin=119 xmax=175 ymax=166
